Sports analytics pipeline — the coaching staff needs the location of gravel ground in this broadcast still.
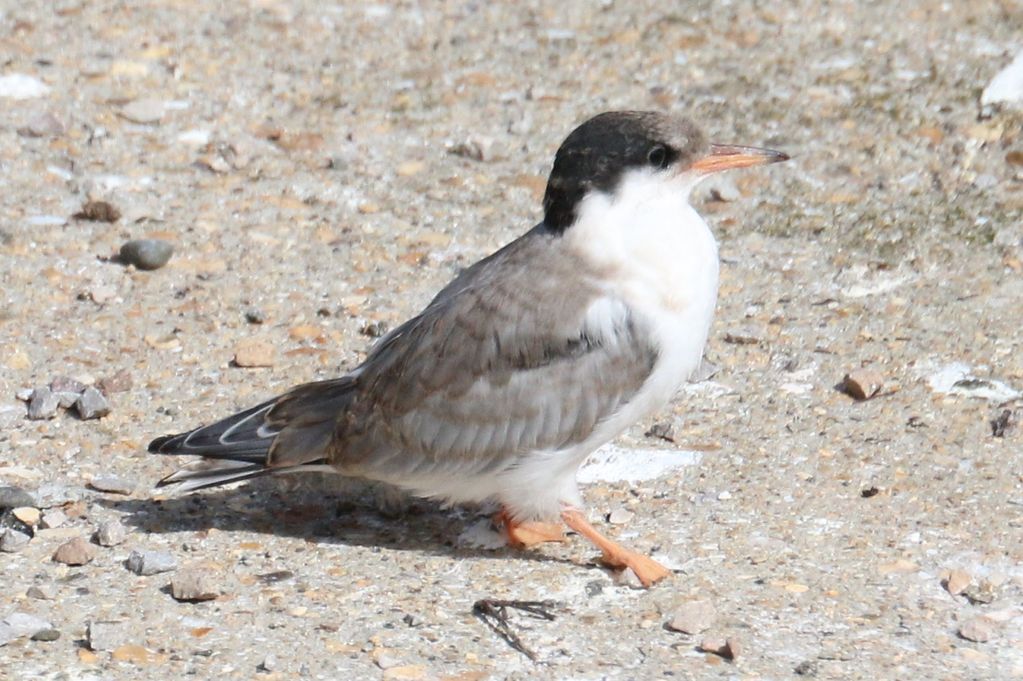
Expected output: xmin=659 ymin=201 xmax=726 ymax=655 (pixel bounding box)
xmin=2 ymin=1 xmax=1022 ymax=679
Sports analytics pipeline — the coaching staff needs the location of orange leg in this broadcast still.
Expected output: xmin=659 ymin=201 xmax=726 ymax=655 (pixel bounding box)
xmin=494 ymin=508 xmax=566 ymax=548
xmin=560 ymin=508 xmax=671 ymax=587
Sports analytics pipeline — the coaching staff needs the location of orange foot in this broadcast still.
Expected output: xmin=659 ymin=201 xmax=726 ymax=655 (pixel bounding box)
xmin=561 ymin=508 xmax=671 ymax=588
xmin=494 ymin=508 xmax=566 ymax=548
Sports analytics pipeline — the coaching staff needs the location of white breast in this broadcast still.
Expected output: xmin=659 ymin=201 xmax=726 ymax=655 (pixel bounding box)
xmin=493 ymin=169 xmax=720 ymax=520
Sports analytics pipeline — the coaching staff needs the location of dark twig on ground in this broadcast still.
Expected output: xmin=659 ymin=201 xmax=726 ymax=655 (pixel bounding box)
xmin=472 ymin=599 xmax=561 ymax=662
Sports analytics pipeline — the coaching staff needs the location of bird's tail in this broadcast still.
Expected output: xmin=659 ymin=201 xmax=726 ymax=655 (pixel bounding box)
xmin=149 ymin=377 xmax=355 ymax=493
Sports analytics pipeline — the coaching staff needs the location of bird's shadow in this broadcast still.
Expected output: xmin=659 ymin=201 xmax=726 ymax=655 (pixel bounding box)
xmin=97 ymin=477 xmax=582 ymax=569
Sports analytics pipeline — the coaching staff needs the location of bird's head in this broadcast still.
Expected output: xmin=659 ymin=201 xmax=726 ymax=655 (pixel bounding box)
xmin=542 ymin=111 xmax=788 ymax=232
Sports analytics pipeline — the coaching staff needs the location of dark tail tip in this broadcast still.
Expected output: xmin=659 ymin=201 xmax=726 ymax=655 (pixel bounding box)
xmin=148 ymin=434 xmax=175 ymax=453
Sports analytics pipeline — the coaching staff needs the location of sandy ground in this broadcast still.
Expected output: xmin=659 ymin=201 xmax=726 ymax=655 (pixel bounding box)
xmin=1 ymin=0 xmax=1022 ymax=679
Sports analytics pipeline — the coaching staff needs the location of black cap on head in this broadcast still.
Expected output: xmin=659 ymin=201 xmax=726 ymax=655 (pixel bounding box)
xmin=542 ymin=111 xmax=706 ymax=232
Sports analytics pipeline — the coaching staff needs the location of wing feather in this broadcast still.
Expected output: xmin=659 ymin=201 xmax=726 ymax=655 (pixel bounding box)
xmin=329 ymin=227 xmax=659 ymax=482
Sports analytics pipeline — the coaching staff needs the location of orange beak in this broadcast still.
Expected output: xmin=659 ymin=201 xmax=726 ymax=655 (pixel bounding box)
xmin=690 ymin=144 xmax=789 ymax=174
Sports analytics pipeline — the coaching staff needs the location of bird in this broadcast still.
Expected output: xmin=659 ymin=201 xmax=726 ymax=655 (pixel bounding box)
xmin=149 ymin=111 xmax=788 ymax=587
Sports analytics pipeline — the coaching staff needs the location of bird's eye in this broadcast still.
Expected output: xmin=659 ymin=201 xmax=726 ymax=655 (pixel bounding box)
xmin=647 ymin=144 xmax=670 ymax=169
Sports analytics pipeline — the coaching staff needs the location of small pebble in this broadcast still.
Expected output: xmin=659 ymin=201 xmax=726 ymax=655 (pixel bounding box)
xmin=53 ymin=536 xmax=96 ymax=565
xmin=88 ymin=474 xmax=135 ymax=495
xmin=120 ymin=98 xmax=165 ymax=124
xmin=53 ymin=391 xmax=80 ymax=409
xmin=32 ymin=483 xmax=81 ymax=508
xmin=39 ymin=509 xmax=67 ymax=529
xmin=245 ymin=309 xmax=266 ymax=325
xmin=87 ymin=284 xmax=117 ymax=305
xmin=448 ymin=135 xmax=498 ymax=162
xmin=171 ymin=568 xmax=220 ymax=601
xmin=126 ymin=549 xmax=177 ymax=576
xmin=0 ymin=613 xmax=52 ymax=646
xmin=644 ymin=421 xmax=675 ymax=442
xmin=944 ymin=569 xmax=972 ymax=596
xmin=667 ymin=600 xmax=717 ymax=635
xmin=87 ymin=620 xmax=133 ymax=651
xmin=361 ymin=320 xmax=389 ymax=338
xmin=0 ymin=74 xmax=50 ymax=100
xmin=119 ymin=239 xmax=174 ymax=270
xmin=17 ymin=111 xmax=64 ymax=138
xmin=233 ymin=339 xmax=276 ymax=368
xmin=49 ymin=376 xmax=86 ymax=394
xmin=74 ymin=200 xmax=121 ymax=223
xmin=0 ymin=528 xmax=31 ymax=552
xmin=958 ymin=616 xmax=996 ymax=643
xmin=31 ymin=628 xmax=61 ymax=642
xmin=841 ymin=369 xmax=884 ymax=400
xmin=607 ymin=507 xmax=634 ymax=525
xmin=699 ymin=634 xmax=741 ymax=660
xmin=95 ymin=518 xmax=127 ymax=546
xmin=27 ymin=387 xmax=60 ymax=420
xmin=0 ymin=486 xmax=36 ymax=510
xmin=258 ymin=653 xmax=278 ymax=672
xmin=26 ymin=585 xmax=56 ymax=600
xmin=12 ymin=507 xmax=40 ymax=526
xmin=14 ymin=388 xmax=34 ymax=402
xmin=97 ymin=369 xmax=133 ymax=394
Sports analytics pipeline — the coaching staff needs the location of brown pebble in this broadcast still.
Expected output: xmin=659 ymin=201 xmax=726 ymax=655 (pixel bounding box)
xmin=232 ymin=339 xmax=275 ymax=368
xmin=53 ymin=536 xmax=96 ymax=565
xmin=699 ymin=634 xmax=740 ymax=660
xmin=841 ymin=368 xmax=884 ymax=400
xmin=958 ymin=616 xmax=996 ymax=643
xmin=73 ymin=200 xmax=121 ymax=223
xmin=97 ymin=369 xmax=133 ymax=394
xmin=943 ymin=569 xmax=972 ymax=596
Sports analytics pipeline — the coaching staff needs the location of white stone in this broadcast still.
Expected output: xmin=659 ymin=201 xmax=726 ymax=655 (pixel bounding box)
xmin=0 ymin=74 xmax=50 ymax=99
xmin=982 ymin=51 xmax=1023 ymax=108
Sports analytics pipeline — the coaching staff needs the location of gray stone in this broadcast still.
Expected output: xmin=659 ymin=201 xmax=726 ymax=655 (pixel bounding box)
xmin=95 ymin=518 xmax=127 ymax=546
xmin=26 ymin=585 xmax=56 ymax=600
xmin=171 ymin=568 xmax=220 ymax=601
xmin=119 ymin=239 xmax=174 ymax=270
xmin=31 ymin=628 xmax=61 ymax=642
xmin=32 ymin=483 xmax=81 ymax=508
xmin=0 ymin=612 xmax=52 ymax=646
xmin=0 ymin=405 xmax=21 ymax=430
xmin=27 ymin=387 xmax=60 ymax=420
xmin=607 ymin=507 xmax=634 ymax=525
xmin=39 ymin=509 xmax=67 ymax=529
xmin=87 ymin=620 xmax=134 ymax=651
xmin=120 ymin=98 xmax=165 ymax=124
xmin=0 ymin=486 xmax=35 ymax=510
xmin=75 ymin=387 xmax=110 ymax=420
xmin=959 ymin=616 xmax=997 ymax=643
xmin=126 ymin=549 xmax=177 ymax=576
xmin=17 ymin=111 xmax=64 ymax=138
xmin=88 ymin=474 xmax=135 ymax=495
xmin=667 ymin=600 xmax=718 ymax=635
xmin=53 ymin=391 xmax=80 ymax=409
xmin=258 ymin=653 xmax=278 ymax=672
xmin=0 ymin=528 xmax=31 ymax=552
